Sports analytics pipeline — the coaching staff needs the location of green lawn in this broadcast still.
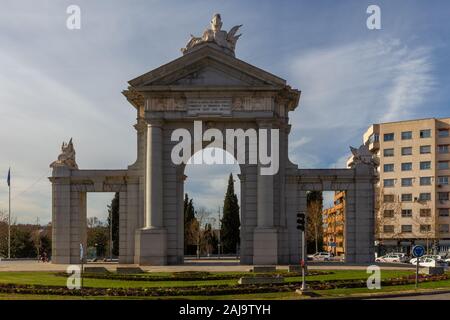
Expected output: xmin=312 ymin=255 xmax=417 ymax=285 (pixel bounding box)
xmin=0 ymin=269 xmax=447 ymax=300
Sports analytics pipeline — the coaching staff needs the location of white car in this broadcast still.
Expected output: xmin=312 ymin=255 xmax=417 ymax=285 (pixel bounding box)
xmin=418 ymin=257 xmax=448 ymax=268
xmin=375 ymin=253 xmax=404 ymax=263
xmin=391 ymin=252 xmax=409 ymax=263
xmin=307 ymin=252 xmax=333 ymax=261
xmin=410 ymin=255 xmax=442 ymax=265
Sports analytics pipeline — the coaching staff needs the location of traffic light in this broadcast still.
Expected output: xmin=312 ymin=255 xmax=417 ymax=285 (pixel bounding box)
xmin=297 ymin=212 xmax=306 ymax=231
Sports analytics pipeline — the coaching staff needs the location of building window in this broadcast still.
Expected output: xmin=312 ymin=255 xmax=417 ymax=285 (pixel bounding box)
xmin=401 ymin=131 xmax=412 ymax=140
xmin=383 ymin=210 xmax=394 ymax=218
xmin=383 ymin=163 xmax=394 ymax=172
xmin=384 ymin=194 xmax=395 ymax=202
xmin=401 ymin=209 xmax=412 ymax=217
xmin=420 ymin=224 xmax=431 ymax=233
xmin=438 ymin=129 xmax=449 ymax=137
xmin=401 ymin=225 xmax=412 ymax=233
xmin=438 ymin=192 xmax=449 ymax=201
xmin=384 ymin=179 xmax=395 ymax=187
xmin=439 ymin=209 xmax=449 ymax=217
xmin=438 ymin=161 xmax=450 ymax=170
xmin=401 ymin=162 xmax=413 ymax=171
xmin=420 ymin=145 xmax=431 ymax=154
xmin=401 ymin=178 xmax=413 ymax=187
xmin=384 ymin=148 xmax=394 ymax=157
xmin=420 ymin=209 xmax=432 ymax=217
xmin=384 ymin=133 xmax=394 ymax=141
xmin=420 ymin=177 xmax=432 ymax=186
xmin=420 ymin=161 xmax=431 ymax=170
xmin=383 ymin=225 xmax=394 ymax=233
xmin=438 ymin=145 xmax=449 ymax=154
xmin=401 ymin=147 xmax=413 ymax=156
xmin=420 ymin=129 xmax=431 ymax=138
xmin=438 ymin=176 xmax=449 ymax=185
xmin=439 ymin=224 xmax=449 ymax=233
xmin=419 ymin=193 xmax=431 ymax=201
xmin=401 ymin=194 xmax=412 ymax=202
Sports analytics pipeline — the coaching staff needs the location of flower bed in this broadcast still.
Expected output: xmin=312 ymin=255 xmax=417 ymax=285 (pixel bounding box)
xmin=1 ymin=273 xmax=447 ymax=297
xmin=57 ymin=270 xmax=332 ymax=282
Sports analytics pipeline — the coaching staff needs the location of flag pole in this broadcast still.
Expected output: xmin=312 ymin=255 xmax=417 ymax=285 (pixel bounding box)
xmin=8 ymin=168 xmax=11 ymax=259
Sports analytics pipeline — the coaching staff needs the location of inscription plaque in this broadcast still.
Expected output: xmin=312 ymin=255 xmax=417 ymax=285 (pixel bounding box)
xmin=187 ymin=98 xmax=232 ymax=115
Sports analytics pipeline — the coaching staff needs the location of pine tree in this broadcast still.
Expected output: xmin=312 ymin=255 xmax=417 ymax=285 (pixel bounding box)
xmin=183 ymin=194 xmax=197 ymax=254
xmin=107 ymin=192 xmax=120 ymax=257
xmin=221 ymin=173 xmax=240 ymax=253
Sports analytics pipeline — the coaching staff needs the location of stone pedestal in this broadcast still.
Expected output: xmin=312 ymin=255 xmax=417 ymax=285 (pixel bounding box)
xmin=253 ymin=228 xmax=278 ymax=265
xmin=134 ymin=228 xmax=167 ymax=265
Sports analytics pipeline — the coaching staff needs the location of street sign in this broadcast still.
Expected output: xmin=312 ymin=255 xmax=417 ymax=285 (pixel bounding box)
xmin=412 ymin=245 xmax=425 ymax=289
xmin=412 ymin=245 xmax=425 ymax=258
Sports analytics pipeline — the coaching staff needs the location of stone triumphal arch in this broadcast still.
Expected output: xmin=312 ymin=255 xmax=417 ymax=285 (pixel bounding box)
xmin=50 ymin=14 xmax=376 ymax=265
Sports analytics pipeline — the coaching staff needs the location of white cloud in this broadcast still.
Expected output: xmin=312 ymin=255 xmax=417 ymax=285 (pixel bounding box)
xmin=287 ymin=38 xmax=435 ymax=168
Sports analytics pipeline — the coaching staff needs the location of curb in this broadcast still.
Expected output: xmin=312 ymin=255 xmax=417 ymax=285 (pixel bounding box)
xmin=311 ymin=288 xmax=450 ymax=300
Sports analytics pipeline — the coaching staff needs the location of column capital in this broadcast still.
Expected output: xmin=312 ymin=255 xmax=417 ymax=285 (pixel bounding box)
xmin=146 ymin=118 xmax=165 ymax=128
xmin=134 ymin=117 xmax=147 ymax=132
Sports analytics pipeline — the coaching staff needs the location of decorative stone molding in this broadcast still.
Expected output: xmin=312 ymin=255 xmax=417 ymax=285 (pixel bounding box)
xmin=232 ymin=97 xmax=273 ymax=112
xmin=122 ymin=88 xmax=145 ymax=110
xmin=146 ymin=98 xmax=187 ymax=111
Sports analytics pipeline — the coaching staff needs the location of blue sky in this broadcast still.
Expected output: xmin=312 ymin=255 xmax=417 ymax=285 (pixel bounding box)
xmin=0 ymin=0 xmax=449 ymax=224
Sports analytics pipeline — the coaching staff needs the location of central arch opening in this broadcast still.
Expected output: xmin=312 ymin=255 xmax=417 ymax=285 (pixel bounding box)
xmin=183 ymin=147 xmax=241 ymax=265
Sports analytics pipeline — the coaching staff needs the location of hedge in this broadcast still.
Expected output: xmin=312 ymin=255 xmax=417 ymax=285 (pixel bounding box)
xmin=58 ymin=270 xmax=332 ymax=282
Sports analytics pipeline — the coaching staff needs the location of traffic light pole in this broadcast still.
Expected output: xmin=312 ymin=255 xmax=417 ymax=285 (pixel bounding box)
xmin=301 ymin=229 xmax=307 ymax=291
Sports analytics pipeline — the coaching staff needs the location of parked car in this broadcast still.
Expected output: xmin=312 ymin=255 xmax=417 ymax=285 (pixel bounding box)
xmin=418 ymin=257 xmax=448 ymax=268
xmin=409 ymin=255 xmax=442 ymax=265
xmin=307 ymin=252 xmax=333 ymax=261
xmin=375 ymin=253 xmax=404 ymax=263
xmin=391 ymin=252 xmax=410 ymax=263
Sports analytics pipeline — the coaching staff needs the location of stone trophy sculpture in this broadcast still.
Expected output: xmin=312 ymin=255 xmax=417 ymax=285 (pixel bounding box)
xmin=181 ymin=13 xmax=242 ymax=56
xmin=50 ymin=138 xmax=78 ymax=169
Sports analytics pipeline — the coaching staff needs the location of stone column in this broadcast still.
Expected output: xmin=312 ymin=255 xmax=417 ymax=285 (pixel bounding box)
xmin=134 ymin=118 xmax=167 ymax=265
xmin=253 ymin=120 xmax=278 ymax=265
xmin=257 ymin=166 xmax=274 ymax=227
xmin=50 ymin=166 xmax=72 ymax=264
xmin=145 ymin=120 xmax=163 ymax=228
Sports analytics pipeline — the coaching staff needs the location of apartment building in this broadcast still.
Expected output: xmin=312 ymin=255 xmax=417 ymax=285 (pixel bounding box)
xmin=322 ymin=191 xmax=346 ymax=256
xmin=348 ymin=118 xmax=450 ymax=254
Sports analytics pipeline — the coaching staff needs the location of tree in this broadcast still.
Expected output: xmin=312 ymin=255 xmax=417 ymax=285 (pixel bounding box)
xmin=221 ymin=173 xmax=240 ymax=254
xmin=0 ymin=210 xmax=8 ymax=257
xmin=306 ymin=191 xmax=323 ymax=254
xmin=202 ymin=223 xmax=218 ymax=256
xmin=375 ymin=186 xmax=431 ymax=255
xmin=10 ymin=226 xmax=35 ymax=258
xmin=107 ymin=192 xmax=120 ymax=257
xmin=87 ymin=217 xmax=108 ymax=258
xmin=193 ymin=207 xmax=213 ymax=257
xmin=184 ymin=194 xmax=198 ymax=254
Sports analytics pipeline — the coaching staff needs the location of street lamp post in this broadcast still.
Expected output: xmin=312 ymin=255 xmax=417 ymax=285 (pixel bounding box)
xmin=218 ymin=206 xmax=221 ymax=259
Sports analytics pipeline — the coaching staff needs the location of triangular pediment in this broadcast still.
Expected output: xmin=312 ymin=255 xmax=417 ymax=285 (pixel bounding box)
xmin=128 ymin=44 xmax=286 ymax=89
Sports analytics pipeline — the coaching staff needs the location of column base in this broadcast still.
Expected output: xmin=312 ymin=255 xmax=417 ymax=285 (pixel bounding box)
xmin=253 ymin=228 xmax=278 ymax=265
xmin=134 ymin=228 xmax=167 ymax=265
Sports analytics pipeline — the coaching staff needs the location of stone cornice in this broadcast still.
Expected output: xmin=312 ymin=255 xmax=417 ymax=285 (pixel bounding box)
xmin=122 ymin=88 xmax=145 ymax=110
